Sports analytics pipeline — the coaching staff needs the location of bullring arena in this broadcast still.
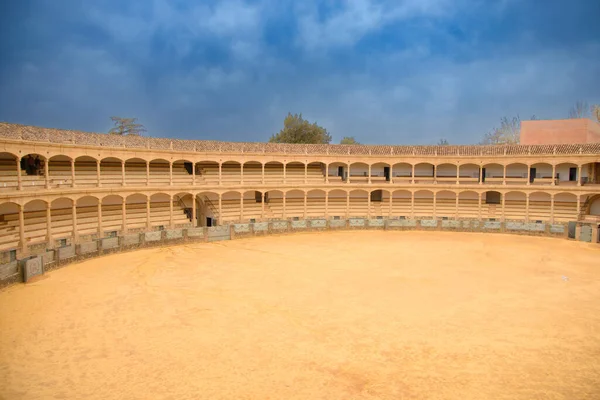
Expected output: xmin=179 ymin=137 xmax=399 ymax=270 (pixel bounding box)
xmin=1 ymin=122 xmax=600 ymax=399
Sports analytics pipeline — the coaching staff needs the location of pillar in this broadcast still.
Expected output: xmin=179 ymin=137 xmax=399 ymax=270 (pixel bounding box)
xmin=503 ymin=165 xmax=507 ymax=185
xmin=576 ymin=195 xmax=581 ymax=217
xmin=368 ymin=165 xmax=372 ymax=184
xmin=527 ymin=165 xmax=531 ymax=186
xmin=45 ymin=158 xmax=50 ymax=189
xmin=411 ymin=165 xmax=415 ymax=184
xmin=592 ymin=224 xmax=599 ymax=244
xmin=240 ymin=193 xmax=245 ymax=221
xmin=71 ymin=159 xmax=76 ymax=188
xmin=192 ymin=163 xmax=196 ymax=185
xmin=240 ymin=163 xmax=244 ymax=185
xmin=478 ymin=193 xmax=482 ymax=220
xmin=501 ymin=193 xmax=506 ymax=221
xmin=325 ymin=192 xmax=329 ymax=218
xmin=146 ymin=197 xmax=151 ymax=230
xmin=218 ymin=194 xmax=222 ymax=225
xmin=550 ymin=194 xmax=555 ymax=224
xmin=146 ymin=161 xmax=150 ymax=186
xmin=388 ymin=193 xmax=393 ymax=217
xmin=346 ymin=191 xmax=350 ymax=218
xmin=411 ymin=192 xmax=415 ymax=218
xmin=192 ymin=195 xmax=197 ymax=226
xmin=72 ymin=202 xmax=78 ymax=242
xmin=283 ymin=164 xmax=286 ymax=184
xmin=325 ymin=163 xmax=329 ymax=184
xmin=304 ymin=164 xmax=307 ymax=184
xmin=283 ymin=194 xmax=286 ymax=219
xmin=96 ymin=160 xmax=101 ymax=187
xmin=16 ymin=157 xmax=22 ymax=190
xmin=262 ymin=164 xmax=266 ymax=185
xmin=121 ymin=160 xmax=126 ymax=186
xmin=525 ymin=194 xmax=530 ymax=222
xmin=46 ymin=203 xmax=52 ymax=242
xmin=433 ymin=192 xmax=437 ymax=218
xmin=367 ymin=193 xmax=371 ymax=219
xmin=347 ymin=164 xmax=351 ymax=184
xmin=577 ymin=165 xmax=582 ymax=186
xmin=97 ymin=202 xmax=102 ymax=238
xmin=18 ymin=205 xmax=26 ymax=253
xmin=433 ymin=165 xmax=437 ymax=184
xmin=456 ymin=165 xmax=460 ymax=185
xmin=455 ymin=195 xmax=459 ymax=218
xmin=479 ymin=165 xmax=483 ymax=185
xmin=552 ymin=164 xmax=556 ymax=186
xmin=122 ymin=201 xmax=127 ymax=232
xmin=389 ymin=165 xmax=393 ymax=184
xmin=169 ymin=162 xmax=173 ymax=186
xmin=218 ymin=163 xmax=222 ymax=186
xmin=303 ymin=192 xmax=307 ymax=219
xmin=262 ymin=192 xmax=266 ymax=220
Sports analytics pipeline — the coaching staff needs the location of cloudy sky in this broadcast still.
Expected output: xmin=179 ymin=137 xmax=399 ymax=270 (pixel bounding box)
xmin=1 ymin=0 xmax=599 ymax=144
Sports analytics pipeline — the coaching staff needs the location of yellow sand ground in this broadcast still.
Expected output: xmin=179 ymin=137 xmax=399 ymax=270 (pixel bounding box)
xmin=1 ymin=231 xmax=599 ymax=400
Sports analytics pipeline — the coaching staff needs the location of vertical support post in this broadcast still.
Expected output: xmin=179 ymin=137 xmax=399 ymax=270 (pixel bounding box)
xmin=192 ymin=195 xmax=197 ymax=226
xmin=122 ymin=200 xmax=127 ymax=233
xmin=433 ymin=192 xmax=437 ymax=219
xmin=71 ymin=159 xmax=76 ymax=188
xmin=527 ymin=165 xmax=531 ymax=186
xmin=411 ymin=164 xmax=415 ymax=184
xmin=303 ymin=192 xmax=307 ymax=219
xmin=433 ymin=165 xmax=437 ymax=184
xmin=97 ymin=202 xmax=102 ymax=238
xmin=525 ymin=193 xmax=530 ymax=222
xmin=367 ymin=192 xmax=371 ymax=219
xmin=577 ymin=165 xmax=582 ymax=186
xmin=347 ymin=164 xmax=351 ymax=184
xmin=455 ymin=194 xmax=459 ymax=218
xmin=389 ymin=165 xmax=393 ymax=184
xmin=240 ymin=163 xmax=244 ymax=185
xmin=325 ymin=163 xmax=329 ymax=184
xmin=262 ymin=192 xmax=265 ymax=220
xmin=283 ymin=193 xmax=286 ymax=219
xmin=192 ymin=162 xmax=196 ymax=185
xmin=16 ymin=157 xmax=22 ymax=190
xmin=121 ymin=160 xmax=126 ymax=186
xmin=346 ymin=191 xmax=350 ymax=218
xmin=96 ymin=160 xmax=101 ymax=187
xmin=304 ymin=163 xmax=307 ymax=184
xmin=552 ymin=164 xmax=556 ymax=186
xmin=45 ymin=158 xmax=50 ymax=189
xmin=262 ymin=163 xmax=266 ymax=185
xmin=503 ymin=165 xmax=507 ymax=185
xmin=479 ymin=165 xmax=483 ymax=185
xmin=501 ymin=192 xmax=506 ymax=222
xmin=240 ymin=194 xmax=244 ymax=222
xmin=169 ymin=162 xmax=173 ymax=186
xmin=576 ymin=194 xmax=581 ymax=217
xmin=283 ymin=163 xmax=286 ymax=184
xmin=411 ymin=191 xmax=415 ymax=218
xmin=478 ymin=193 xmax=482 ymax=220
xmin=389 ymin=192 xmax=393 ymax=217
xmin=146 ymin=161 xmax=150 ymax=186
xmin=46 ymin=202 xmax=52 ymax=242
xmin=19 ymin=205 xmax=26 ymax=253
xmin=456 ymin=165 xmax=460 ymax=185
xmin=218 ymin=194 xmax=222 ymax=225
xmin=146 ymin=196 xmax=151 ymax=230
xmin=550 ymin=194 xmax=555 ymax=224
xmin=218 ymin=163 xmax=222 ymax=186
xmin=368 ymin=165 xmax=372 ymax=184
xmin=72 ymin=202 xmax=78 ymax=242
xmin=325 ymin=192 xmax=329 ymax=218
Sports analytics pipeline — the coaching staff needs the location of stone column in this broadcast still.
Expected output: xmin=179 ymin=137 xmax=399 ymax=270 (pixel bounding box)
xmin=411 ymin=192 xmax=415 ymax=218
xmin=122 ymin=201 xmax=127 ymax=233
xmin=283 ymin=194 xmax=287 ymax=219
xmin=192 ymin=162 xmax=196 ymax=185
xmin=433 ymin=165 xmax=437 ymax=184
xmin=325 ymin=192 xmax=329 ymax=218
xmin=503 ymin=165 xmax=507 ymax=185
xmin=325 ymin=163 xmax=329 ymax=184
xmin=577 ymin=165 xmax=582 ymax=186
xmin=576 ymin=195 xmax=581 ymax=217
xmin=262 ymin=192 xmax=266 ymax=220
xmin=456 ymin=165 xmax=460 ymax=185
xmin=218 ymin=194 xmax=222 ymax=225
xmin=304 ymin=164 xmax=307 ymax=184
xmin=168 ymin=196 xmax=174 ymax=228
xmin=368 ymin=165 xmax=372 ymax=184
xmin=283 ymin=163 xmax=286 ymax=184
xmin=525 ymin=194 xmax=530 ymax=222
xmin=240 ymin=163 xmax=244 ymax=185
xmin=346 ymin=191 xmax=350 ymax=218
xmin=411 ymin=165 xmax=415 ymax=184
xmin=96 ymin=160 xmax=101 ymax=187
xmin=146 ymin=161 xmax=150 ymax=186
xmin=501 ymin=193 xmax=506 ymax=222
xmin=550 ymin=194 xmax=555 ymax=224
xmin=367 ymin=193 xmax=371 ymax=219
xmin=71 ymin=159 xmax=76 ymax=188
xmin=46 ymin=203 xmax=52 ymax=242
xmin=552 ymin=164 xmax=556 ymax=186
xmin=303 ymin=192 xmax=307 ymax=219
xmin=262 ymin=164 xmax=266 ymax=185
xmin=347 ymin=164 xmax=351 ymax=184
xmin=19 ymin=205 xmax=26 ymax=253
xmin=121 ymin=160 xmax=126 ymax=186
xmin=192 ymin=195 xmax=197 ymax=226
xmin=455 ymin=195 xmax=459 ymax=218
xmin=16 ymin=157 xmax=22 ymax=190
xmin=169 ymin=162 xmax=173 ymax=186
xmin=478 ymin=193 xmax=482 ymax=220
xmin=72 ymin=202 xmax=78 ymax=242
xmin=479 ymin=165 xmax=483 ymax=185
xmin=389 ymin=165 xmax=393 ymax=184
xmin=433 ymin=192 xmax=437 ymax=219
xmin=146 ymin=197 xmax=151 ymax=230
xmin=45 ymin=158 xmax=50 ymax=189
xmin=592 ymin=224 xmax=599 ymax=244
xmin=97 ymin=202 xmax=102 ymax=238
xmin=527 ymin=165 xmax=531 ymax=186
xmin=240 ymin=195 xmax=244 ymax=222
xmin=218 ymin=163 xmax=222 ymax=186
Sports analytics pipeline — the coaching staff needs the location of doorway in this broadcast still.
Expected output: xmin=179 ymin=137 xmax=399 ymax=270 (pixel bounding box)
xmin=384 ymin=167 xmax=390 ymax=182
xmin=529 ymin=167 xmax=536 ymax=183
xmin=481 ymin=168 xmax=486 ymax=183
xmin=569 ymin=167 xmax=577 ymax=182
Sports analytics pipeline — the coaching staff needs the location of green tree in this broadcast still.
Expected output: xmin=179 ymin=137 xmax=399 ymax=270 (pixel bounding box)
xmin=269 ymin=113 xmax=331 ymax=144
xmin=108 ymin=116 xmax=147 ymax=136
xmin=568 ymin=101 xmax=590 ymax=119
xmin=340 ymin=136 xmax=360 ymax=144
xmin=437 ymin=138 xmax=449 ymax=145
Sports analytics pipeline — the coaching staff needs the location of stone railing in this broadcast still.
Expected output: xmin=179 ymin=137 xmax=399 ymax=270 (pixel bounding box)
xmin=2 ymin=122 xmax=600 ymax=157
xmin=2 ymin=217 xmax=598 ymax=290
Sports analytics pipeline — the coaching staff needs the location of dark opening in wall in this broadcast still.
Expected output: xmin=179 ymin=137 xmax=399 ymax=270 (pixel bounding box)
xmin=250 ymin=218 xmax=256 ymax=223
xmin=9 ymin=249 xmax=16 ymax=262
xmin=107 ymin=231 xmax=117 ymax=238
xmin=485 ymin=191 xmax=501 ymax=204
xmin=370 ymin=190 xmax=383 ymax=202
xmin=59 ymin=239 xmax=67 ymax=247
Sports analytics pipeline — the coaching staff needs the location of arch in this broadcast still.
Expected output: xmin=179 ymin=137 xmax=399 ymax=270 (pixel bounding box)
xmin=503 ymin=191 xmax=527 ymax=220
xmin=0 ymin=201 xmax=21 ymax=251
xmin=306 ymin=189 xmax=326 ymax=218
xmin=458 ymin=163 xmax=480 ymax=183
xmin=125 ymin=157 xmax=148 ymax=185
xmin=588 ymin=195 xmax=600 ymax=216
xmin=285 ymin=189 xmax=305 ymax=219
xmin=413 ymin=163 xmax=435 ymax=183
xmin=285 ymin=162 xmax=305 ymax=184
xmin=369 ymin=162 xmax=389 ymax=183
xmin=99 ymin=157 xmax=123 ymax=187
xmin=307 ymin=161 xmax=325 ymax=183
xmin=263 ymin=161 xmax=284 ymax=184
xmin=555 ymin=162 xmax=579 ymax=185
xmin=413 ymin=189 xmax=434 ymax=217
xmin=435 ymin=190 xmax=457 ymax=218
xmin=222 ymin=161 xmax=242 ymax=185
xmin=48 ymin=155 xmax=72 ymax=185
xmin=368 ymin=188 xmax=388 ymax=217
xmin=390 ymin=162 xmax=412 ymax=184
xmin=265 ymin=189 xmax=284 ymax=219
xmin=327 ymin=189 xmax=347 ymax=218
xmin=0 ymin=152 xmax=19 ymax=190
xmin=530 ymin=162 xmax=553 ymax=185
xmin=481 ymin=163 xmax=503 ymax=184
xmin=49 ymin=197 xmax=75 ymax=241
xmin=327 ymin=162 xmax=347 ymax=183
xmin=172 ymin=159 xmax=194 ymax=185
xmin=148 ymin=159 xmax=171 ymax=186
xmin=348 ymin=189 xmax=368 ymax=217
xmin=348 ymin=162 xmax=369 ymax=184
xmin=436 ymin=163 xmax=458 ymax=183
xmin=505 ymin=163 xmax=528 ymax=185
xmin=219 ymin=190 xmax=242 ymax=223
xmin=528 ymin=191 xmax=552 ymax=222
xmin=389 ymin=189 xmax=411 ymax=217
xmin=73 ymin=156 xmax=98 ymax=188
xmin=458 ymin=190 xmax=480 ymax=219
xmin=196 ymin=161 xmax=220 ymax=185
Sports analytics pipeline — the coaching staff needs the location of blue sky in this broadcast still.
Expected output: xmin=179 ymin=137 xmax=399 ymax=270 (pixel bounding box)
xmin=1 ymin=0 xmax=599 ymax=145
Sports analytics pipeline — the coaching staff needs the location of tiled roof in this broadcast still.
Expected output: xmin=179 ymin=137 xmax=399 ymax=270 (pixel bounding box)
xmin=1 ymin=122 xmax=599 ymax=156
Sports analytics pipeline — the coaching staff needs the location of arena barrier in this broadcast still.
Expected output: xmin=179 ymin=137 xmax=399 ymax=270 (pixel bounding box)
xmin=1 ymin=218 xmax=598 ymax=289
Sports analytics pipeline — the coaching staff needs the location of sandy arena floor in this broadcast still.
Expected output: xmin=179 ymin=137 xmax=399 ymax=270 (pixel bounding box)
xmin=1 ymin=231 xmax=600 ymax=400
